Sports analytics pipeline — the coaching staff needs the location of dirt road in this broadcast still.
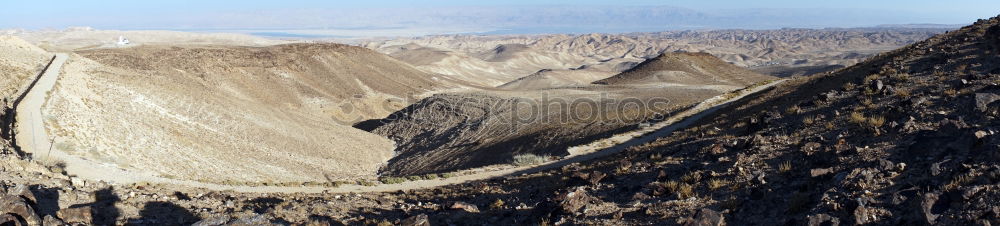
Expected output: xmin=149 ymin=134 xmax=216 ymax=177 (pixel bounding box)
xmin=14 ymin=55 xmax=782 ymax=193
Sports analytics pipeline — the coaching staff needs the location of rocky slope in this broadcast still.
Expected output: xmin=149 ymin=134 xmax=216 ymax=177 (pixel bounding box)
xmin=368 ymin=52 xmax=774 ymax=176
xmin=39 ymin=43 xmax=464 ymax=184
xmin=594 ymin=52 xmax=775 ymax=86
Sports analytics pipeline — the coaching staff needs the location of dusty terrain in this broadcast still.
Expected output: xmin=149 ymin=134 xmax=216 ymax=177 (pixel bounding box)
xmin=0 ymin=36 xmax=49 ymax=101
xmin=37 ymin=43 xmax=472 ymax=184
xmin=368 ymin=53 xmax=774 ymax=176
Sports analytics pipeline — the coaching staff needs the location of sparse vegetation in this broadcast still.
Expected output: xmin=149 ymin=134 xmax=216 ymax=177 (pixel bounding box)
xmin=379 ymin=177 xmax=408 ymax=184
xmin=944 ymin=88 xmax=958 ymax=97
xmin=801 ymin=115 xmax=815 ymax=125
xmin=785 ymin=105 xmax=801 ymax=115
xmin=842 ymin=82 xmax=856 ymax=91
xmin=511 ymin=154 xmax=548 ymax=166
xmin=778 ymin=161 xmax=793 ymax=173
xmin=681 ymin=171 xmax=702 ymax=184
xmin=707 ymin=179 xmax=730 ymax=191
xmin=490 ymin=199 xmax=505 ymax=210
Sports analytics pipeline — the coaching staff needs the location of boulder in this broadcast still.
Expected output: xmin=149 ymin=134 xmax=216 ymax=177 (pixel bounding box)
xmin=871 ymin=80 xmax=884 ymax=92
xmin=806 ymin=214 xmax=840 ymax=226
xmin=976 ymin=93 xmax=1000 ymax=112
xmin=42 ymin=215 xmax=66 ymax=226
xmin=555 ymin=187 xmax=597 ymax=215
xmin=683 ymin=208 xmax=725 ymax=226
xmin=922 ymin=193 xmax=940 ymax=224
xmin=399 ymin=214 xmax=430 ymax=226
xmin=810 ymin=168 xmax=834 ymax=177
xmin=56 ymin=206 xmax=92 ymax=224
xmin=0 ymin=195 xmax=42 ymax=226
xmin=853 ymin=205 xmax=872 ymax=225
xmin=448 ymin=202 xmax=479 ymax=213
xmin=572 ymin=171 xmax=607 ymax=185
xmin=9 ymin=185 xmax=36 ymax=206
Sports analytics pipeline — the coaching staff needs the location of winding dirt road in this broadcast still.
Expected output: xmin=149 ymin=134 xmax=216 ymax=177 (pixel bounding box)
xmin=14 ymin=55 xmax=782 ymax=193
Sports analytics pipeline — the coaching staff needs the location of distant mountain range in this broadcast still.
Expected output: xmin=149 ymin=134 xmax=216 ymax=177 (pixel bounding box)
xmin=6 ymin=6 xmax=974 ymax=37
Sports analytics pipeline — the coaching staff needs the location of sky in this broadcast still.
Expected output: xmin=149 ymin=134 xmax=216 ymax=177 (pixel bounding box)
xmin=2 ymin=0 xmax=998 ymax=36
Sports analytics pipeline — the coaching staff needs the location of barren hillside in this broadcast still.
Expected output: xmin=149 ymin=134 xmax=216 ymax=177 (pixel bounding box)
xmin=38 ymin=43 xmax=463 ymax=183
xmin=0 ymin=35 xmax=49 ymax=157
xmin=0 ymin=36 xmax=49 ymax=100
xmin=365 ymin=28 xmax=946 ymax=81
xmin=369 ymin=52 xmax=775 ymax=176
xmin=594 ymin=52 xmax=775 ymax=86
xmin=498 ymin=68 xmax=616 ymax=90
xmin=385 ymin=43 xmax=597 ymax=87
xmin=368 ymin=86 xmax=722 ymax=176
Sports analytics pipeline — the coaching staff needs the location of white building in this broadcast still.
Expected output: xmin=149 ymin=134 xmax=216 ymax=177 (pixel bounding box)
xmin=116 ymin=35 xmax=130 ymax=45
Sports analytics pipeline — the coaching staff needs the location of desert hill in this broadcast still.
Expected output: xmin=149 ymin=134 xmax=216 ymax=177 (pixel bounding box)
xmin=594 ymin=52 xmax=775 ymax=86
xmin=0 ymin=36 xmax=49 ymax=99
xmin=0 ymin=35 xmax=50 ymax=153
xmin=38 ymin=43 xmax=466 ymax=183
xmin=369 ymin=51 xmax=775 ymax=175
xmin=497 ymin=68 xmax=616 ymax=90
xmin=365 ymin=28 xmax=946 ymax=82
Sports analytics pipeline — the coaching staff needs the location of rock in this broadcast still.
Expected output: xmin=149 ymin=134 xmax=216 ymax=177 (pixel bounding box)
xmin=191 ymin=215 xmax=230 ymax=226
xmin=976 ymin=130 xmax=990 ymax=139
xmin=56 ymin=206 xmax=92 ymax=224
xmin=853 ymin=205 xmax=872 ymax=225
xmin=882 ymin=85 xmax=895 ymax=95
xmin=810 ymin=168 xmax=834 ymax=177
xmin=806 ymin=214 xmax=840 ymax=226
xmin=683 ymin=208 xmax=725 ymax=226
xmin=448 ymin=201 xmax=480 ymax=213
xmin=42 ymin=215 xmax=66 ymax=226
xmin=399 ymin=214 xmax=430 ymax=226
xmin=0 ymin=195 xmax=42 ymax=226
xmin=962 ymin=186 xmax=985 ymax=200
xmin=922 ymin=193 xmax=940 ymax=224
xmin=228 ymin=214 xmax=271 ymax=225
xmin=908 ymin=97 xmax=927 ymax=107
xmin=819 ymin=91 xmax=837 ymax=102
xmin=69 ymin=178 xmax=85 ymax=188
xmin=572 ymin=171 xmax=607 ymax=185
xmin=871 ymin=80 xmax=884 ymax=92
xmin=587 ymin=171 xmax=606 ymax=185
xmin=556 ymin=187 xmax=597 ymax=215
xmin=9 ymin=185 xmax=36 ymax=205
xmin=975 ymin=93 xmax=1000 ymax=112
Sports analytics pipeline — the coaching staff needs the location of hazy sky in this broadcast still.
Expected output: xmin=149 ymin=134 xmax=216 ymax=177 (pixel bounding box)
xmin=2 ymin=0 xmax=998 ymax=35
